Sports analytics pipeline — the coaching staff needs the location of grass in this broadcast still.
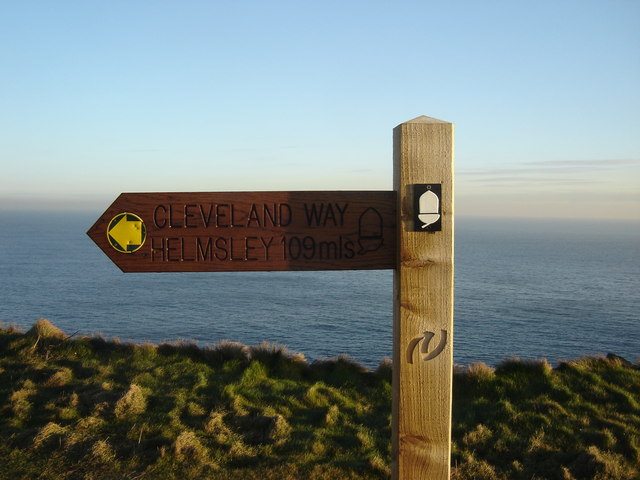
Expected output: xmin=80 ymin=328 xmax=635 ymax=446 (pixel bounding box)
xmin=452 ymin=357 xmax=640 ymax=479
xmin=1 ymin=319 xmax=638 ymax=479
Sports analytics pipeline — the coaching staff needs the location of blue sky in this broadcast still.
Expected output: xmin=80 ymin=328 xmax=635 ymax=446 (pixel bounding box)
xmin=1 ymin=0 xmax=638 ymax=219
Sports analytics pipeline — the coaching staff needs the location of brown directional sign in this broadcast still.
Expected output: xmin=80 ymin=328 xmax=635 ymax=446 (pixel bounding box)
xmin=87 ymin=191 xmax=397 ymax=272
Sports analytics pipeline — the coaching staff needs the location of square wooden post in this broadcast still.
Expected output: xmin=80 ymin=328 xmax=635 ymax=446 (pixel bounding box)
xmin=392 ymin=115 xmax=454 ymax=479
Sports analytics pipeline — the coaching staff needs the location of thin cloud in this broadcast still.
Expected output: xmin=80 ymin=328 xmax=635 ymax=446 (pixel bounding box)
xmin=458 ymin=159 xmax=640 ymax=179
xmin=466 ymin=176 xmax=596 ymax=185
xmin=524 ymin=159 xmax=639 ymax=167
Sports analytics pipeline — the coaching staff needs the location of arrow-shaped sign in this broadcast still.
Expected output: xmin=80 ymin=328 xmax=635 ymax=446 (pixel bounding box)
xmin=88 ymin=191 xmax=397 ymax=272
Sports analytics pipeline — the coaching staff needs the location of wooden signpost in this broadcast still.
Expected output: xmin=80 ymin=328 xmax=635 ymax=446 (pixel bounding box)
xmin=393 ymin=116 xmax=454 ymax=479
xmin=88 ymin=115 xmax=454 ymax=480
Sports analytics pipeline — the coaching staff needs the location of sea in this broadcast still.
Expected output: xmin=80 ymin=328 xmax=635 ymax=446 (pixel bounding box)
xmin=1 ymin=210 xmax=638 ymax=369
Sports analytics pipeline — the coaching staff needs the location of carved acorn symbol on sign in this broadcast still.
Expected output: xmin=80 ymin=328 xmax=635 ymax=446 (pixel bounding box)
xmin=357 ymin=207 xmax=384 ymax=254
xmin=406 ymin=329 xmax=447 ymax=364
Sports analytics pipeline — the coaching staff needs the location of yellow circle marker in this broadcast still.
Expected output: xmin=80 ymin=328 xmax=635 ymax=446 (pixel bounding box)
xmin=107 ymin=213 xmax=146 ymax=254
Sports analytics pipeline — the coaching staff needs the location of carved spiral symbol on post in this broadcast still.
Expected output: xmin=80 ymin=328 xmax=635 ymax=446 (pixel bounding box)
xmin=406 ymin=329 xmax=447 ymax=364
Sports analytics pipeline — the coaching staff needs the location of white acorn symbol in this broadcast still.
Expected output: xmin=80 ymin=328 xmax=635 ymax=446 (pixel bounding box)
xmin=418 ymin=189 xmax=440 ymax=228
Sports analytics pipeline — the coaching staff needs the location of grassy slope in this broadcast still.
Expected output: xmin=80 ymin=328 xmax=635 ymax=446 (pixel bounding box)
xmin=0 ymin=320 xmax=638 ymax=480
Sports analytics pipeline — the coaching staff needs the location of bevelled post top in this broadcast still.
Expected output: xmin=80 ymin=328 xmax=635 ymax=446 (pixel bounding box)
xmin=399 ymin=115 xmax=450 ymax=125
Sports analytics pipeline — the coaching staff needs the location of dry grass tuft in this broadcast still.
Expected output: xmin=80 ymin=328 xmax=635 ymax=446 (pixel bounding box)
xmin=114 ymin=384 xmax=147 ymax=418
xmin=10 ymin=380 xmax=36 ymax=420
xmin=250 ymin=341 xmax=289 ymax=357
xmin=91 ymin=439 xmax=116 ymax=462
xmin=174 ymin=430 xmax=208 ymax=461
xmin=33 ymin=422 xmax=67 ymax=449
xmin=375 ymin=358 xmax=392 ymax=380
xmin=496 ymin=356 xmax=553 ymax=376
xmin=26 ymin=318 xmax=66 ymax=340
xmin=204 ymin=409 xmax=232 ymax=444
xmin=325 ymin=405 xmax=340 ymax=425
xmin=45 ymin=367 xmax=73 ymax=387
xmin=268 ymin=414 xmax=292 ymax=444
xmin=452 ymin=457 xmax=504 ymax=480
xmin=465 ymin=362 xmax=495 ymax=380
xmin=462 ymin=424 xmax=493 ymax=447
xmin=211 ymin=340 xmax=250 ymax=363
xmin=248 ymin=341 xmax=306 ymax=363
xmin=67 ymin=416 xmax=105 ymax=445
xmin=369 ymin=454 xmax=391 ymax=476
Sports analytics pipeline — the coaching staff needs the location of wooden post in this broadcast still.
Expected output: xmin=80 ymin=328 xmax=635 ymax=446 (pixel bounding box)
xmin=392 ymin=116 xmax=454 ymax=479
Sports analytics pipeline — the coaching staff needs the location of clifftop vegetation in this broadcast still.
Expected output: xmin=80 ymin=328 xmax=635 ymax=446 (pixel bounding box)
xmin=1 ymin=320 xmax=638 ymax=479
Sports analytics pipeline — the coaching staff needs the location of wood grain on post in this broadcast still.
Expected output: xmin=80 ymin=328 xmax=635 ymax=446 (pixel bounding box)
xmin=392 ymin=116 xmax=454 ymax=479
